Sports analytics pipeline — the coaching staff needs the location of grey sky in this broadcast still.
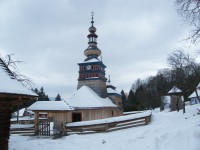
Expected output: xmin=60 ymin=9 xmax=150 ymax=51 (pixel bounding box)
xmin=0 ymin=0 xmax=194 ymax=98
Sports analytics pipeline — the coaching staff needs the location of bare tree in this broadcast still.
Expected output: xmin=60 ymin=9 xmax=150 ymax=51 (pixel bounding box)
xmin=2 ymin=54 xmax=36 ymax=90
xmin=167 ymin=49 xmax=191 ymax=69
xmin=175 ymin=0 xmax=200 ymax=43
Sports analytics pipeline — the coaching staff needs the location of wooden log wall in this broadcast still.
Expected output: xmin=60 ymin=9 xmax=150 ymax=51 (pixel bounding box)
xmin=0 ymin=95 xmax=37 ymax=150
xmin=0 ymin=100 xmax=12 ymax=150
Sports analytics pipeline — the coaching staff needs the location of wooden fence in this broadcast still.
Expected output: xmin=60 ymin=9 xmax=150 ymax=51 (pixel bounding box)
xmin=66 ymin=112 xmax=151 ymax=135
xmin=10 ymin=111 xmax=152 ymax=136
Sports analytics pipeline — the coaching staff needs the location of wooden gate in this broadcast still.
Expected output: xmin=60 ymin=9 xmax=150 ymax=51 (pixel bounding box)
xmin=38 ymin=118 xmax=50 ymax=136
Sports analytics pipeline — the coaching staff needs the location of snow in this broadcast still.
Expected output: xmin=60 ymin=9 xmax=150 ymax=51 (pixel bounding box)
xmin=10 ymin=124 xmax=34 ymax=130
xmin=14 ymin=108 xmax=26 ymax=117
xmin=168 ymin=86 xmax=182 ymax=94
xmin=11 ymin=117 xmax=34 ymax=122
xmin=107 ymin=88 xmax=121 ymax=95
xmin=9 ymin=104 xmax=200 ymax=150
xmin=107 ymin=88 xmax=116 ymax=93
xmin=188 ymin=82 xmax=200 ymax=98
xmin=197 ymin=83 xmax=200 ymax=88
xmin=67 ymin=86 xmax=117 ymax=109
xmin=82 ymin=58 xmax=101 ymax=63
xmin=188 ymin=90 xmax=200 ymax=98
xmin=28 ymin=101 xmax=74 ymax=111
xmin=123 ymin=111 xmax=144 ymax=115
xmin=0 ymin=60 xmax=37 ymax=96
xmin=66 ymin=110 xmax=151 ymax=127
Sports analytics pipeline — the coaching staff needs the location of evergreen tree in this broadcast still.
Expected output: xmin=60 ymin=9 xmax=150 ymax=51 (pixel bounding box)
xmin=34 ymin=86 xmax=49 ymax=101
xmin=124 ymin=90 xmax=138 ymax=112
xmin=55 ymin=94 xmax=61 ymax=101
xmin=121 ymin=90 xmax=126 ymax=106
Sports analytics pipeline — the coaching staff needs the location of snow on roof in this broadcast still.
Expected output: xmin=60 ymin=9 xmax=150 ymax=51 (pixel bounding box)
xmin=107 ymin=88 xmax=121 ymax=95
xmin=188 ymin=89 xmax=200 ymax=98
xmin=79 ymin=58 xmax=101 ymax=64
xmin=197 ymin=83 xmax=200 ymax=88
xmin=0 ymin=58 xmax=37 ymax=96
xmin=188 ymin=83 xmax=200 ymax=98
xmin=107 ymin=88 xmax=116 ymax=93
xmin=84 ymin=58 xmax=101 ymax=63
xmin=18 ymin=108 xmax=26 ymax=117
xmin=28 ymin=101 xmax=74 ymax=111
xmin=67 ymin=86 xmax=117 ymax=109
xmin=168 ymin=86 xmax=182 ymax=94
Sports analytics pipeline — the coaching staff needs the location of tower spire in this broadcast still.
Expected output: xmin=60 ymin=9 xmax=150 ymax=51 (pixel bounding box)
xmin=84 ymin=12 xmax=101 ymax=60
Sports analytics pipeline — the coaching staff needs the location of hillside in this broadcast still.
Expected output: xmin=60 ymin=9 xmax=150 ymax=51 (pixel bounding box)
xmin=9 ymin=104 xmax=200 ymax=150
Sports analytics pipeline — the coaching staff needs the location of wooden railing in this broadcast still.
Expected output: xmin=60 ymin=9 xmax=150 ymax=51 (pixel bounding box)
xmin=66 ymin=111 xmax=152 ymax=134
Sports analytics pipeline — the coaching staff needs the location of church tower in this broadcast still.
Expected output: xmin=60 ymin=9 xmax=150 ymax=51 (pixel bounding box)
xmin=77 ymin=13 xmax=107 ymax=98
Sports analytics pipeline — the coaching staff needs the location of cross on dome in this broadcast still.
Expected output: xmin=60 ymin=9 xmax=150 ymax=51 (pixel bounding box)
xmin=91 ymin=11 xmax=94 ymax=26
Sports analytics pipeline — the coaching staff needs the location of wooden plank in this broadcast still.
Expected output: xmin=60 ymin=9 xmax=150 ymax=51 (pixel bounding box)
xmin=115 ymin=120 xmax=145 ymax=128
xmin=0 ymin=93 xmax=37 ymax=99
xmin=10 ymin=130 xmax=34 ymax=134
xmin=109 ymin=123 xmax=146 ymax=132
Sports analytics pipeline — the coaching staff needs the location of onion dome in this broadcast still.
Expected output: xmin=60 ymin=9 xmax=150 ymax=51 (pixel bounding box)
xmin=84 ymin=13 xmax=101 ymax=58
xmin=89 ymin=26 xmax=96 ymax=32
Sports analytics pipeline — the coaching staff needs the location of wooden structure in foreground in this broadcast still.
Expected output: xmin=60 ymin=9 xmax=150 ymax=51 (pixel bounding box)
xmin=0 ymin=93 xmax=37 ymax=150
xmin=66 ymin=111 xmax=152 ymax=135
xmin=28 ymin=101 xmax=74 ymax=137
xmin=0 ymin=57 xmax=37 ymax=150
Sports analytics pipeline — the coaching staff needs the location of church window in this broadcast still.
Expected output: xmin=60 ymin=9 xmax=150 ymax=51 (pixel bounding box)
xmin=80 ymin=66 xmax=82 ymax=71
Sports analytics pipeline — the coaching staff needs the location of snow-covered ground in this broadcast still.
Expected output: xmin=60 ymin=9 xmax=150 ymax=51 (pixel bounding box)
xmin=9 ymin=104 xmax=200 ymax=150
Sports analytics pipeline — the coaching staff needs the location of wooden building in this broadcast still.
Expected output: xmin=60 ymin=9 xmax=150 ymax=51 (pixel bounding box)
xmin=75 ymin=14 xmax=123 ymax=121
xmin=28 ymin=15 xmax=124 ymax=136
xmin=67 ymin=86 xmax=119 ymax=122
xmin=167 ymin=86 xmax=183 ymax=111
xmin=0 ymin=57 xmax=37 ymax=150
xmin=106 ymin=80 xmax=123 ymax=113
xmin=188 ymin=83 xmax=200 ymax=105
xmin=28 ymin=101 xmax=74 ymax=136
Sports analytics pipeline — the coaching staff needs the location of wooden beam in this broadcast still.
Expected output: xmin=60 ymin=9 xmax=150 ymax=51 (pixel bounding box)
xmin=0 ymin=93 xmax=37 ymax=99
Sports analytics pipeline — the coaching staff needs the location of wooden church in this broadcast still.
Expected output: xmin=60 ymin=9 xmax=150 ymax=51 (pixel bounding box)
xmin=68 ymin=14 xmax=123 ymax=121
xmin=29 ymin=15 xmax=123 ymax=131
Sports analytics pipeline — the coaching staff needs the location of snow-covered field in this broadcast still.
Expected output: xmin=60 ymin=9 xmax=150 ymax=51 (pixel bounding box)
xmin=9 ymin=104 xmax=200 ymax=150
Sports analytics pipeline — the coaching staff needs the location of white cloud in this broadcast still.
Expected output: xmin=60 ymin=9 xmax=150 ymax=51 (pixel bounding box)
xmin=0 ymin=0 xmax=194 ymax=97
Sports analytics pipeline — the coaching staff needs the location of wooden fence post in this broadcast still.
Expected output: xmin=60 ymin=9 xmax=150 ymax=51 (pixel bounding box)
xmin=105 ymin=124 xmax=108 ymax=132
xmin=34 ymin=112 xmax=39 ymax=135
xmin=145 ymin=117 xmax=149 ymax=125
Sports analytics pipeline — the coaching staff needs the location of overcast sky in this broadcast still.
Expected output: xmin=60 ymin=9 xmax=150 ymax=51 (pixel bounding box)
xmin=0 ymin=0 xmax=196 ymax=98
